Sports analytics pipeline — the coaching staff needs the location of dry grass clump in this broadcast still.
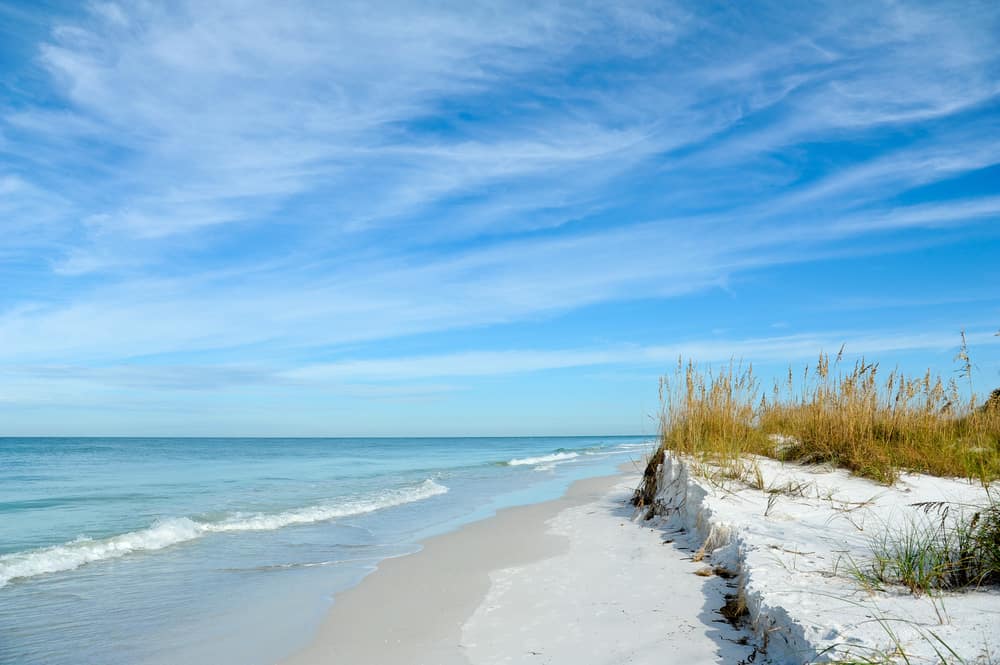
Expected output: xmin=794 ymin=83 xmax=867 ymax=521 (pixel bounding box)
xmin=653 ymin=348 xmax=1000 ymax=485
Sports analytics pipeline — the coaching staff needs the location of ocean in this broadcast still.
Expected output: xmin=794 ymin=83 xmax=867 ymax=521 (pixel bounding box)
xmin=0 ymin=436 xmax=653 ymax=664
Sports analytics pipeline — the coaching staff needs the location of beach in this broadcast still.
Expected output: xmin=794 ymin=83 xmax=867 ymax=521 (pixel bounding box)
xmin=286 ymin=466 xmax=752 ymax=665
xmin=5 ymin=2 xmax=998 ymax=664
xmin=284 ymin=451 xmax=1000 ymax=665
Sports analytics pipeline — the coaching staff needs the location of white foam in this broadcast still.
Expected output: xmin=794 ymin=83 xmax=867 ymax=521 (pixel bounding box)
xmin=204 ymin=479 xmax=447 ymax=533
xmin=613 ymin=442 xmax=656 ymax=450
xmin=507 ymin=452 xmax=579 ymax=466
xmin=0 ymin=479 xmax=447 ymax=587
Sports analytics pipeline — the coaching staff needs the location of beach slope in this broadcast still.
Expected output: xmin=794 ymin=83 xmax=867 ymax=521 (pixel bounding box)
xmin=286 ymin=472 xmax=750 ymax=664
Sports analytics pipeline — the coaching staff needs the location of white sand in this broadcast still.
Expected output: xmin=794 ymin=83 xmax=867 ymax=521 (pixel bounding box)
xmin=462 ymin=475 xmax=752 ymax=664
xmin=650 ymin=453 xmax=1000 ymax=663
xmin=285 ymin=470 xmax=751 ymax=664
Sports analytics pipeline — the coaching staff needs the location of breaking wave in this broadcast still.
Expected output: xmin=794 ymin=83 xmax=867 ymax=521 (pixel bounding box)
xmin=0 ymin=479 xmax=447 ymax=588
xmin=507 ymin=452 xmax=579 ymax=466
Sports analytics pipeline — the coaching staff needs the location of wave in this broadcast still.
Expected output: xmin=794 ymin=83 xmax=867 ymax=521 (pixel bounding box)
xmin=203 ymin=480 xmax=446 ymax=533
xmin=0 ymin=479 xmax=447 ymax=588
xmin=614 ymin=441 xmax=656 ymax=449
xmin=583 ymin=442 xmax=654 ymax=454
xmin=507 ymin=452 xmax=579 ymax=466
xmin=223 ymin=558 xmax=368 ymax=573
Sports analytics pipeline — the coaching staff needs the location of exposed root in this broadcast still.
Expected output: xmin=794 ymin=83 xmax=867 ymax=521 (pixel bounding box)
xmin=631 ymin=447 xmax=665 ymax=516
xmin=720 ymin=591 xmax=749 ymax=628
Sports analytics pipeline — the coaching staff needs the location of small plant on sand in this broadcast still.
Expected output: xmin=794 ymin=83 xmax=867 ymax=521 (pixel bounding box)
xmin=850 ymin=497 xmax=1000 ymax=595
xmin=850 ymin=518 xmax=957 ymax=595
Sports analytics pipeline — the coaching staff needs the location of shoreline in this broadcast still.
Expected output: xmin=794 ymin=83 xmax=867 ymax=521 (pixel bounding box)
xmin=283 ymin=472 xmax=629 ymax=665
xmin=284 ymin=461 xmax=750 ymax=664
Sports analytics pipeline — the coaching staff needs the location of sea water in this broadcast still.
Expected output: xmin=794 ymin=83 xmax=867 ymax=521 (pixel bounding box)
xmin=0 ymin=436 xmax=653 ymax=664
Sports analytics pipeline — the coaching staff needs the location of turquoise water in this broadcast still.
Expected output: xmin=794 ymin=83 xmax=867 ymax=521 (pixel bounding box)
xmin=0 ymin=436 xmax=652 ymax=664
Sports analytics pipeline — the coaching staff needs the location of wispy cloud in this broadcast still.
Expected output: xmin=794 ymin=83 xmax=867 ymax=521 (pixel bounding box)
xmin=1 ymin=328 xmax=991 ymax=409
xmin=285 ymin=329 xmax=997 ymax=382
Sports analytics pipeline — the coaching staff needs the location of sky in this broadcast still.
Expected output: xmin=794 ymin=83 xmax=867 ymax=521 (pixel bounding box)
xmin=0 ymin=0 xmax=998 ymax=436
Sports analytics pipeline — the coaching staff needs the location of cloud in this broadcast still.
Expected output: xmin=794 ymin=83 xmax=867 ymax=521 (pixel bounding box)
xmin=3 ymin=329 xmax=991 ymax=402
xmin=285 ymin=329 xmax=997 ymax=382
xmin=14 ymin=1 xmax=682 ymax=244
xmin=5 ymin=0 xmax=988 ymax=255
xmin=1 ymin=186 xmax=997 ymax=367
xmin=4 ymin=363 xmax=283 ymax=391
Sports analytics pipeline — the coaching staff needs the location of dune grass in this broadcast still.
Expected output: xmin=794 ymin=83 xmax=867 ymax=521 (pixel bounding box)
xmin=649 ymin=348 xmax=1000 ymax=486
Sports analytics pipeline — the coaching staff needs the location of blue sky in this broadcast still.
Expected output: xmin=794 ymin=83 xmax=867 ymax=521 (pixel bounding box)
xmin=0 ymin=0 xmax=998 ymax=436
